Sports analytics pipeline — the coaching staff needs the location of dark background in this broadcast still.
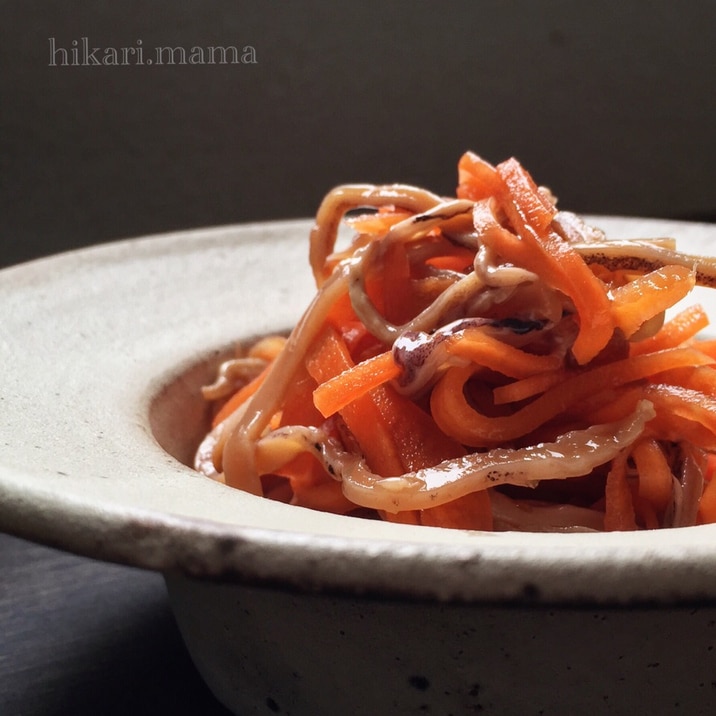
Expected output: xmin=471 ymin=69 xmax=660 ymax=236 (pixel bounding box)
xmin=1 ymin=2 xmax=715 ymax=713
xmin=2 ymin=1 xmax=715 ymax=270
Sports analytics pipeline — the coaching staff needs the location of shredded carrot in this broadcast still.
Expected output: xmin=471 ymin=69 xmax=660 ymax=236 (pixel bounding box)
xmin=196 ymin=150 xmax=716 ymax=533
xmin=420 ymin=490 xmax=494 ymax=531
xmin=631 ymin=304 xmax=710 ymax=356
xmin=378 ymin=388 xmax=467 ymax=471
xmin=492 ymin=368 xmax=570 ymax=405
xmin=312 ymin=349 xmax=401 ymax=418
xmin=604 ymin=452 xmax=637 ymax=531
xmin=275 ymin=453 xmax=357 ymax=514
xmin=496 ymin=157 xmax=555 ymax=234
xmin=643 ymin=383 xmax=716 ymax=451
xmin=579 ymin=386 xmax=646 ymax=425
xmin=307 ymin=325 xmax=463 ymax=476
xmin=315 ymin=330 xmax=564 ymax=419
xmin=696 ymin=339 xmax=716 ymax=360
xmin=426 ymin=245 xmax=475 ymax=273
xmin=381 ymin=240 xmax=414 ymax=325
xmin=307 ymin=325 xmax=406 ymax=476
xmin=345 ymin=206 xmax=412 ymax=235
xmin=456 ymin=151 xmax=503 ymax=201
xmin=278 ymin=363 xmax=324 ymax=428
xmin=495 ymin=158 xmax=614 ymax=365
xmin=431 ymin=347 xmax=713 ymax=447
xmin=631 ymin=438 xmax=674 ymax=514
xmin=652 ymin=365 xmax=716 ymax=396
xmin=611 ymin=266 xmax=695 ymax=339
xmin=447 ymin=330 xmax=563 ymax=379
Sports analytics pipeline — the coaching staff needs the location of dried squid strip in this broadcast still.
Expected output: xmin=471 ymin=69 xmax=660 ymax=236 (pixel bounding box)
xmin=253 ymin=400 xmax=655 ymax=514
xmin=347 ymin=247 xmax=487 ymax=343
xmin=381 ymin=198 xmax=475 ymax=244
xmin=474 ymin=243 xmax=539 ymax=287
xmin=309 ymin=184 xmax=443 ymax=285
xmin=488 ymin=491 xmax=605 ymax=532
xmin=218 ymin=269 xmax=352 ymax=493
xmin=551 ymin=211 xmax=607 ymax=244
xmin=201 ymin=357 xmax=268 ymax=401
xmin=672 ymin=444 xmax=706 ymax=527
xmin=573 ymin=240 xmax=716 ymax=288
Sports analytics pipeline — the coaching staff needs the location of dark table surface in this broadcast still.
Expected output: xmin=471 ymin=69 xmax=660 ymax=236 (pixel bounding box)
xmin=0 ymin=532 xmax=232 ymax=716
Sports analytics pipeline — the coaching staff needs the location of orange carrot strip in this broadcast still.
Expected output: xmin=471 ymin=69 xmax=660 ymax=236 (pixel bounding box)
xmin=493 ymin=368 xmax=570 ymax=405
xmin=579 ymin=386 xmax=646 ymax=425
xmin=307 ymin=326 xmax=406 ymax=476
xmin=325 ymin=289 xmax=358 ymax=328
xmin=497 ymin=157 xmax=555 ymax=233
xmin=652 ymin=365 xmax=716 ymax=395
xmin=315 ymin=330 xmax=563 ymax=420
xmin=345 ymin=206 xmax=413 ymax=235
xmin=431 ymin=347 xmax=713 ymax=446
xmin=631 ymin=438 xmax=674 ymax=513
xmin=381 ymin=240 xmax=414 ymax=325
xmin=631 ymin=304 xmax=710 ymax=356
xmin=279 ymin=363 xmax=324 ymax=428
xmin=426 ymin=245 xmax=475 ymax=273
xmin=494 ymin=159 xmax=614 ymax=364
xmin=307 ymin=325 xmax=463 ymax=476
xmin=603 ymin=452 xmax=637 ymax=531
xmin=212 ymin=364 xmax=271 ymax=428
xmin=326 ymin=274 xmax=384 ymax=329
xmin=456 ymin=151 xmax=503 ymax=201
xmin=696 ymin=339 xmax=716 ymax=360
xmin=312 ymin=350 xmax=401 ymax=418
xmin=647 ymin=383 xmax=716 ymax=434
xmin=611 ymin=266 xmax=695 ymax=339
xmin=642 ymin=383 xmax=716 ymax=451
xmin=370 ymin=380 xmax=466 ymax=471
xmin=276 ymin=453 xmax=357 ymax=514
xmin=447 ymin=330 xmax=563 ymax=379
xmin=420 ymin=490 xmax=494 ymax=531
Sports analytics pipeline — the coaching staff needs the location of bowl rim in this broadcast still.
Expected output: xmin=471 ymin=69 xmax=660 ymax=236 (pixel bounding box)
xmin=2 ymin=216 xmax=716 ymax=606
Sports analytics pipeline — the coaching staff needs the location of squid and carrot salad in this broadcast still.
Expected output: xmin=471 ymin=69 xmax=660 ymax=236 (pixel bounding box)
xmin=195 ymin=152 xmax=716 ymax=532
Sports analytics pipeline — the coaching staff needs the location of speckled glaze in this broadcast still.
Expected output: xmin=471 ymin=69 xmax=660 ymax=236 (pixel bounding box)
xmin=166 ymin=576 xmax=716 ymax=716
xmin=2 ymin=218 xmax=716 ymax=715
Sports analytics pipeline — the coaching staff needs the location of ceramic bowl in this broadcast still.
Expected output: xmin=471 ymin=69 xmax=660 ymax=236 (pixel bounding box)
xmin=2 ymin=218 xmax=716 ymax=715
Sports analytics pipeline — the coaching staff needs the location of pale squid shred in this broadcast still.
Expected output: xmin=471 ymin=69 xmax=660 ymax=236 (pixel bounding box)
xmin=195 ymin=152 xmax=716 ymax=532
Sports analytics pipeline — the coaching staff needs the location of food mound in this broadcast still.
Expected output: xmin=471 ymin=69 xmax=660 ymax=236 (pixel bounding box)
xmin=195 ymin=152 xmax=716 ymax=532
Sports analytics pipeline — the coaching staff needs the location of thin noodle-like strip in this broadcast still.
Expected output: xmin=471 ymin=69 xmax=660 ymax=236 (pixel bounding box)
xmin=251 ymin=401 xmax=653 ymax=512
xmin=219 ymin=269 xmax=350 ymax=493
xmin=574 ymin=241 xmax=716 ymax=288
xmin=309 ymin=184 xmax=443 ymax=285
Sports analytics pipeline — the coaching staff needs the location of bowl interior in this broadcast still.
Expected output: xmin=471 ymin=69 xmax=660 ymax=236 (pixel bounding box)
xmin=149 ymin=344 xmax=234 ymax=469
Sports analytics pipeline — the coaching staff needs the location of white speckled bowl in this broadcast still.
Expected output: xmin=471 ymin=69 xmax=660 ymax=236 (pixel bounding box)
xmin=2 ymin=218 xmax=716 ymax=715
